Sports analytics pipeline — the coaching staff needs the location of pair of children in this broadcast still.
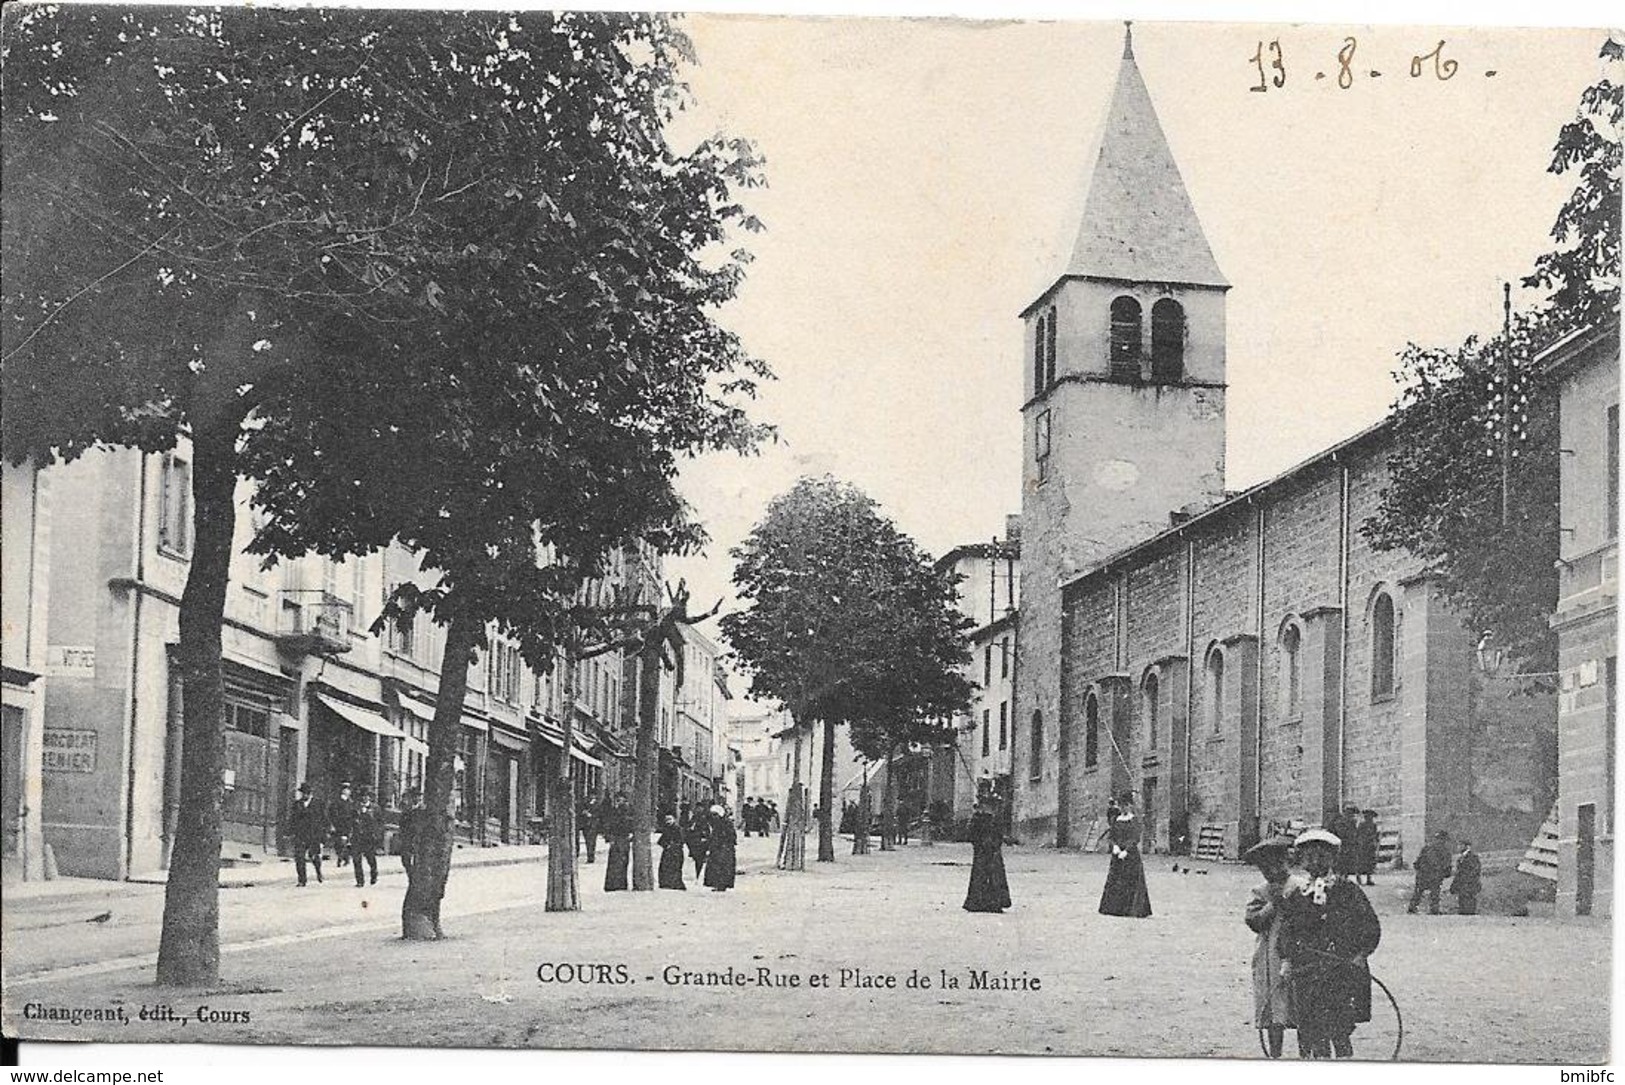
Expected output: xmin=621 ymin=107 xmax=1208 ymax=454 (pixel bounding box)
xmin=1244 ymin=828 xmax=1382 ymax=1059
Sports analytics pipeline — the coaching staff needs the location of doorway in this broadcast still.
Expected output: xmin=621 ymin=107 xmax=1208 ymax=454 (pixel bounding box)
xmin=1577 ymin=802 xmax=1596 ymax=917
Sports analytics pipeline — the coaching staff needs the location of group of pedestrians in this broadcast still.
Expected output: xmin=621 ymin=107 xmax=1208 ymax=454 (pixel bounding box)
xmin=1324 ymin=805 xmax=1381 ymax=885
xmin=1243 ymin=827 xmax=1383 ymax=1059
xmin=1408 ymin=829 xmax=1482 ymax=914
xmin=287 ymin=779 xmax=396 ymax=888
xmin=578 ymin=791 xmax=738 ymax=893
xmin=740 ymin=796 xmax=779 ymax=837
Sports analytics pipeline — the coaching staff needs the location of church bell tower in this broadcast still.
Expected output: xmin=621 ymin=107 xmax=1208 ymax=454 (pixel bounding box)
xmin=1013 ymin=25 xmax=1229 ymax=842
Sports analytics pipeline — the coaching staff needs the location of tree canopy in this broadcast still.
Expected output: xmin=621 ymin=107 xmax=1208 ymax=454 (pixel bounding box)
xmin=1364 ymin=36 xmax=1621 ymax=672
xmin=3 ymin=5 xmax=768 ymax=972
xmin=722 ymin=476 xmax=972 ymax=861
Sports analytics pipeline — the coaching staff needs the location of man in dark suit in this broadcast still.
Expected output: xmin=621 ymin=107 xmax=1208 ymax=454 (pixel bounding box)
xmin=327 ymin=780 xmax=356 ymax=868
xmin=1408 ymin=829 xmax=1454 ymax=914
xmin=577 ymin=791 xmax=601 ymax=864
xmin=289 ymin=783 xmax=328 ymax=886
xmin=1449 ymin=839 xmax=1483 ymax=915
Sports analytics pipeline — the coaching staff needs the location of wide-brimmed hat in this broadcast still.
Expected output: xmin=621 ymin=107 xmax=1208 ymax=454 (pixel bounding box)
xmin=1295 ymin=827 xmax=1341 ymax=848
xmin=1242 ymin=834 xmax=1297 ymax=863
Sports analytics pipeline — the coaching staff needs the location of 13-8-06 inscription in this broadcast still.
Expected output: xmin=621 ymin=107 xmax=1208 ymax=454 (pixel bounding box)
xmin=535 ymin=962 xmax=1042 ymax=992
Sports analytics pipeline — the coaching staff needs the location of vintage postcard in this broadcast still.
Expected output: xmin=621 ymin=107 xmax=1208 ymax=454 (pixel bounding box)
xmin=1 ymin=3 xmax=1618 ymax=1076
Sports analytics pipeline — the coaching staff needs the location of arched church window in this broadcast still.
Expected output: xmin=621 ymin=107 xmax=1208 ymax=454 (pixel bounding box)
xmin=1206 ymin=646 xmax=1225 ymax=734
xmin=1142 ymin=671 xmax=1160 ymax=749
xmin=1084 ymin=692 xmax=1100 ymax=768
xmin=1151 ymin=298 xmax=1186 ymax=382
xmin=1109 ymin=296 xmax=1142 ymax=381
xmin=1280 ymin=622 xmax=1302 ymax=719
xmin=1371 ymin=592 xmax=1398 ymax=700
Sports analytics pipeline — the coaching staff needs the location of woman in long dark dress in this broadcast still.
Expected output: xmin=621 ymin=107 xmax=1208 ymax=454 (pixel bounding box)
xmin=657 ymin=814 xmax=687 ymax=890
xmin=1098 ymin=795 xmax=1152 ymax=917
xmin=962 ymin=799 xmax=1012 ymax=913
xmin=602 ymin=792 xmax=632 ymax=892
xmin=702 ymin=805 xmax=737 ymax=891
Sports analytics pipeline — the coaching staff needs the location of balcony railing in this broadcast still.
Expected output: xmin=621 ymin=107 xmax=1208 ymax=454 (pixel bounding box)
xmin=276 ymin=590 xmax=354 ymax=657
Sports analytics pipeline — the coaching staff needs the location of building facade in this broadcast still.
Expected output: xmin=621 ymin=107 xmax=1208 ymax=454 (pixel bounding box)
xmin=2 ymin=459 xmax=51 ymax=883
xmin=20 ymin=442 xmax=643 ymax=880
xmin=931 ymin=528 xmax=1021 ymax=828
xmin=664 ymin=624 xmax=729 ymax=811
xmin=1009 ymin=31 xmax=1556 ymax=861
xmin=1546 ymin=319 xmax=1621 ymax=917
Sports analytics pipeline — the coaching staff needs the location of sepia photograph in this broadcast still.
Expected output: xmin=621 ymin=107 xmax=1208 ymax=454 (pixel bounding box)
xmin=1 ymin=0 xmax=1619 ymax=1076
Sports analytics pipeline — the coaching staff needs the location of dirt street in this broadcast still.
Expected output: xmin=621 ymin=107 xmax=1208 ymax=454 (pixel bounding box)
xmin=4 ymin=835 xmax=1609 ymax=1062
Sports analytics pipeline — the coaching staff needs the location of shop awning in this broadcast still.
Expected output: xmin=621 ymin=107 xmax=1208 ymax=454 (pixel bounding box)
xmin=404 ymin=737 xmax=430 ymax=758
xmin=400 ymin=691 xmax=488 ymax=733
xmin=317 ymin=694 xmax=406 ymax=740
xmin=489 ymin=725 xmax=529 ymax=753
xmin=527 ymin=714 xmax=604 ymax=768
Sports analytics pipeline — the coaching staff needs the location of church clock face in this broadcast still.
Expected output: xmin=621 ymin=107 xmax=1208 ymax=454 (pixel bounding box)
xmin=1093 ymin=458 xmax=1140 ymax=491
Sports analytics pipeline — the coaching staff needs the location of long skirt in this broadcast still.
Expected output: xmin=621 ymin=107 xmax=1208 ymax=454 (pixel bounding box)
xmin=605 ymin=836 xmax=631 ymax=892
xmin=658 ymin=843 xmax=687 ymax=890
xmin=1098 ymin=846 xmax=1152 ymax=917
xmin=703 ymin=842 xmax=736 ymax=890
xmin=963 ymin=841 xmax=1012 ymax=913
xmin=1291 ymin=957 xmax=1372 ymax=1042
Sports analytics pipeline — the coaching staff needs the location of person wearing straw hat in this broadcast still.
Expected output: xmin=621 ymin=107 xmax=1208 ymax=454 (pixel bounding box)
xmin=1243 ymin=833 xmax=1300 ymax=1058
xmin=1279 ymin=827 xmax=1381 ymax=1059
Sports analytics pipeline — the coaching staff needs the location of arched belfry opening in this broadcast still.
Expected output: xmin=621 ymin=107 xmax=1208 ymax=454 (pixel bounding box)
xmin=1151 ymin=298 xmax=1185 ymax=382
xmin=1109 ymin=296 xmax=1142 ymax=381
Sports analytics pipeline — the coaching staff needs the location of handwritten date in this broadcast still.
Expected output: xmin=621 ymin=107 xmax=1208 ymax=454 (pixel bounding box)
xmin=1249 ymin=38 xmax=1491 ymax=93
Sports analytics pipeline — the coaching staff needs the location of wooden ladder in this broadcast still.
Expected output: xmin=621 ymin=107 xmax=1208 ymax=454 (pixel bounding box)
xmin=1194 ymin=823 xmax=1227 ymax=862
xmin=1516 ymin=801 xmax=1561 ymax=883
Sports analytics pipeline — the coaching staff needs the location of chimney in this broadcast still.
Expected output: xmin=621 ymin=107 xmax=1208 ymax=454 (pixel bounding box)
xmin=1004 ymin=514 xmax=1022 ymax=544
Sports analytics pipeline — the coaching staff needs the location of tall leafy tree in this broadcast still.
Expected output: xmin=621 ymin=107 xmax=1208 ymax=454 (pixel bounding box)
xmin=1526 ymin=36 xmax=1622 ymax=335
xmin=238 ymin=12 xmax=768 ymax=931
xmin=3 ymin=7 xmax=765 ymax=976
xmin=1364 ymin=37 xmax=1621 ymax=671
xmin=722 ymin=477 xmax=971 ymax=865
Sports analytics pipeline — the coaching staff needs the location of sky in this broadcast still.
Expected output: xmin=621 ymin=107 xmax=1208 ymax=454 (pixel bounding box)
xmin=659 ymin=14 xmax=1614 ymax=688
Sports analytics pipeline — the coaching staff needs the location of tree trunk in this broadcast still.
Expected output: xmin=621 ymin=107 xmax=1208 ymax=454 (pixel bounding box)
xmin=155 ymin=425 xmax=238 ymax=986
xmin=546 ymin=649 xmax=581 ymax=912
xmin=852 ymin=769 xmax=871 ymax=856
xmin=879 ymin=745 xmax=897 ymax=851
xmin=402 ymin=610 xmax=480 ymax=940
xmin=777 ymin=723 xmax=806 ymax=871
xmin=630 ymin=644 xmax=661 ymax=890
xmin=817 ymin=717 xmax=836 ymax=862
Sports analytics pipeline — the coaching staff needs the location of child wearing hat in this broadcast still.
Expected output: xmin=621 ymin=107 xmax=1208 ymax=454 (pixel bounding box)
xmin=1243 ymin=833 xmax=1300 ymax=1058
xmin=1279 ymin=827 xmax=1382 ymax=1059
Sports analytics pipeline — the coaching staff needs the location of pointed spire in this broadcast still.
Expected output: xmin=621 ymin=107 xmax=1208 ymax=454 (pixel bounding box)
xmin=1065 ymin=32 xmax=1227 ymax=287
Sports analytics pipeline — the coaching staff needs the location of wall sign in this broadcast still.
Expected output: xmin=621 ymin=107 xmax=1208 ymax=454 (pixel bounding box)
xmin=42 ymin=728 xmax=98 ymax=773
xmin=45 ymin=645 xmax=96 ymax=678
